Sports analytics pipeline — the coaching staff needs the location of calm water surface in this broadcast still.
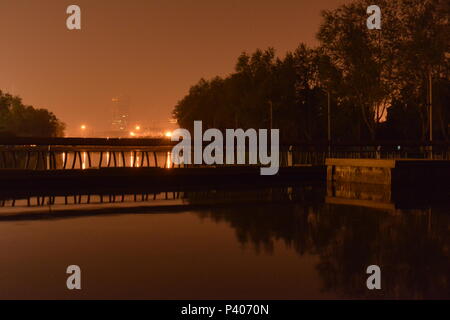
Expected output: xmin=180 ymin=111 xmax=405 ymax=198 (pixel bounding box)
xmin=0 ymin=187 xmax=449 ymax=299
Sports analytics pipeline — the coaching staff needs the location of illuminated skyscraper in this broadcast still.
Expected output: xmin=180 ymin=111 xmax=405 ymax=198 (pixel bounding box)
xmin=111 ymin=95 xmax=130 ymax=133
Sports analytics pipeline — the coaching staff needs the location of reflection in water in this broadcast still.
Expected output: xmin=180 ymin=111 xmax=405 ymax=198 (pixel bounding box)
xmin=208 ymin=204 xmax=448 ymax=298
xmin=166 ymin=152 xmax=172 ymax=168
xmin=186 ymin=188 xmax=450 ymax=299
xmin=0 ymin=185 xmax=448 ymax=299
xmin=82 ymin=152 xmax=87 ymax=170
xmin=62 ymin=152 xmax=66 ymax=167
xmin=56 ymin=150 xmax=172 ymax=169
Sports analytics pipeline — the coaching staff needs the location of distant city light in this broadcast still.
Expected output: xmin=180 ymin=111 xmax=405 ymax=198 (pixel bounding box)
xmin=165 ymin=131 xmax=172 ymax=138
xmin=129 ymin=131 xmax=136 ymax=137
xmin=80 ymin=125 xmax=86 ymax=130
xmin=135 ymin=125 xmax=141 ymax=131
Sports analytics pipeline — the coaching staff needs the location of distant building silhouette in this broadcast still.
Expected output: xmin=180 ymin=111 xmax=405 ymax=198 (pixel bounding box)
xmin=111 ymin=95 xmax=130 ymax=133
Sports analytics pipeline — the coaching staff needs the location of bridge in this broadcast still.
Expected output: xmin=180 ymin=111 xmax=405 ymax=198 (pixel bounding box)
xmin=0 ymin=137 xmax=449 ymax=170
xmin=0 ymin=137 xmax=449 ymax=213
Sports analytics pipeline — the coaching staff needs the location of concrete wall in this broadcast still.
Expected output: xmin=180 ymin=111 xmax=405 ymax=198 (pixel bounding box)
xmin=326 ymin=158 xmax=450 ymax=187
xmin=326 ymin=159 xmax=394 ymax=184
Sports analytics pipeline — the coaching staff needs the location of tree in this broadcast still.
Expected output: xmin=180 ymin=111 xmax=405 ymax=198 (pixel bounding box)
xmin=173 ymin=0 xmax=449 ymax=143
xmin=0 ymin=91 xmax=65 ymax=137
xmin=318 ymin=0 xmax=450 ymax=141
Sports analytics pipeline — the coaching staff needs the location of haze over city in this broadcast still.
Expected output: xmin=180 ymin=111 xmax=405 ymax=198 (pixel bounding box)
xmin=0 ymin=0 xmax=349 ymax=136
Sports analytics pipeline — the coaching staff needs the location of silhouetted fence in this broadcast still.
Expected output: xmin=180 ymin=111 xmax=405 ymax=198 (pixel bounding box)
xmin=0 ymin=138 xmax=449 ymax=169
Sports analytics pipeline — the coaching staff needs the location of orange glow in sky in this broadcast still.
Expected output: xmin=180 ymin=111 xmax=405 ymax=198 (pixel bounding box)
xmin=0 ymin=0 xmax=350 ymax=136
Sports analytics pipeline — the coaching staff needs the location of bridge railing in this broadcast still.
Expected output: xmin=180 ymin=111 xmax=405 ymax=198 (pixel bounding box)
xmin=0 ymin=138 xmax=449 ymax=170
xmin=288 ymin=144 xmax=450 ymax=166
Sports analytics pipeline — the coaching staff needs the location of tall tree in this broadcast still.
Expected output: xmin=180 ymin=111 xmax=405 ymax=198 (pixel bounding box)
xmin=0 ymin=91 xmax=65 ymax=137
xmin=318 ymin=0 xmax=449 ymax=141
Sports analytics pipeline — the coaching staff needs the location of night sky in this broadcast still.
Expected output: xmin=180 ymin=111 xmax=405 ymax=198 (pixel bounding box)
xmin=0 ymin=0 xmax=349 ymax=136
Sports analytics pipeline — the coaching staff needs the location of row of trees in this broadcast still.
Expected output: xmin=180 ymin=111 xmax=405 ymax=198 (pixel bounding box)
xmin=173 ymin=0 xmax=449 ymax=143
xmin=0 ymin=91 xmax=65 ymax=137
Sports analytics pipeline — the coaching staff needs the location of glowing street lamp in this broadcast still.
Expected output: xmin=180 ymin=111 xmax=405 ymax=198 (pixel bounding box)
xmin=80 ymin=124 xmax=88 ymax=138
xmin=164 ymin=131 xmax=172 ymax=138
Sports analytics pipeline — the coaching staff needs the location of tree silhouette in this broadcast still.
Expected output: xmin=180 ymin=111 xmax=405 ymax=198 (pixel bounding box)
xmin=0 ymin=91 xmax=65 ymax=137
xmin=173 ymin=0 xmax=449 ymax=143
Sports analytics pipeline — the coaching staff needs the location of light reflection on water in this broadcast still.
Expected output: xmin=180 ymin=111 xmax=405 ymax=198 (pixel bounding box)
xmin=57 ymin=151 xmax=172 ymax=169
xmin=0 ymin=186 xmax=448 ymax=299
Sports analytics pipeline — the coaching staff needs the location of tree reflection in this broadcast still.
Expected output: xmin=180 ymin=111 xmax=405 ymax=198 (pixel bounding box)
xmin=186 ymin=187 xmax=450 ymax=299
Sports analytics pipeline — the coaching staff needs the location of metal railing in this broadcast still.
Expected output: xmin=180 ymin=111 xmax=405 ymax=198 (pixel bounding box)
xmin=0 ymin=138 xmax=449 ymax=169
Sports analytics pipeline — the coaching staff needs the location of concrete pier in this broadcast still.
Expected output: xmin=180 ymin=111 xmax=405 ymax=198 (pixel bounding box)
xmin=326 ymin=158 xmax=450 ymax=187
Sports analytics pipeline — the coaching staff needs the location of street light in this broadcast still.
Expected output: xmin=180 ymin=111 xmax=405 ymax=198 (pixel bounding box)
xmin=80 ymin=124 xmax=87 ymax=138
xmin=426 ymin=52 xmax=449 ymax=159
xmin=326 ymin=90 xmax=331 ymax=144
xmin=320 ymin=88 xmax=332 ymax=156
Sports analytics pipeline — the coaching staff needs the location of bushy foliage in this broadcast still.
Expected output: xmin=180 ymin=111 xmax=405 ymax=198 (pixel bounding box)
xmin=173 ymin=0 xmax=449 ymax=143
xmin=0 ymin=91 xmax=65 ymax=137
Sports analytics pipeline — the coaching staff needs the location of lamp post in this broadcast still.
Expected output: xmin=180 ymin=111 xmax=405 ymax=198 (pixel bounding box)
xmin=322 ymin=88 xmax=331 ymax=157
xmin=327 ymin=90 xmax=332 ymax=157
xmin=426 ymin=52 xmax=450 ymax=159
xmin=327 ymin=90 xmax=331 ymax=144
xmin=268 ymin=100 xmax=273 ymax=130
xmin=80 ymin=124 xmax=87 ymax=138
xmin=428 ymin=69 xmax=433 ymax=141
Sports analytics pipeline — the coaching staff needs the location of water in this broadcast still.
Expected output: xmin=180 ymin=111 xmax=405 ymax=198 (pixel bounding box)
xmin=0 ymin=186 xmax=449 ymax=299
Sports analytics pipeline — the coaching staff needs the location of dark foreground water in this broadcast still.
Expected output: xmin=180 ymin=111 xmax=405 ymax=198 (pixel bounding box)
xmin=0 ymin=185 xmax=449 ymax=299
